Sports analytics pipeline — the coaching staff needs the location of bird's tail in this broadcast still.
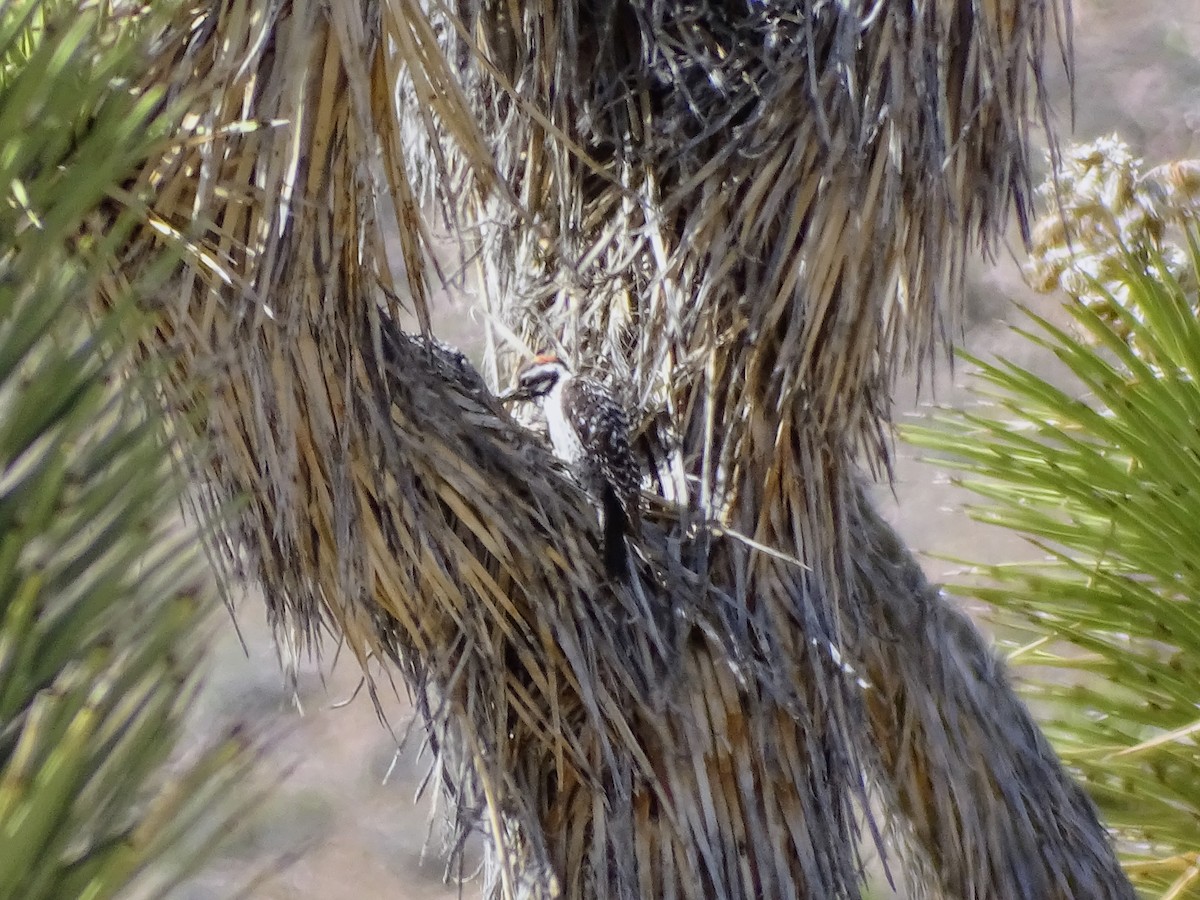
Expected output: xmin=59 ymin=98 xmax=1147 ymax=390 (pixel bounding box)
xmin=601 ymin=485 xmax=629 ymax=578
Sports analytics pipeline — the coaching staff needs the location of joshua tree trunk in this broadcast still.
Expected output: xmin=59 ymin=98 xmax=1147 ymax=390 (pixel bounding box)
xmin=124 ymin=1 xmax=1135 ymax=897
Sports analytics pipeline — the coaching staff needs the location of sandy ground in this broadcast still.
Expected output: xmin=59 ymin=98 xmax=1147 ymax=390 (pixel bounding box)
xmin=180 ymin=4 xmax=1199 ymax=898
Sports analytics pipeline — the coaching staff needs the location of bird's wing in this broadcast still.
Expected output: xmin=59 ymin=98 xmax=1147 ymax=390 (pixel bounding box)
xmin=563 ymin=378 xmax=641 ymax=523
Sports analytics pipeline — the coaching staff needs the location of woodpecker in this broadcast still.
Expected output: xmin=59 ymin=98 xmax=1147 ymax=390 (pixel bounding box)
xmin=500 ymin=354 xmax=641 ymax=576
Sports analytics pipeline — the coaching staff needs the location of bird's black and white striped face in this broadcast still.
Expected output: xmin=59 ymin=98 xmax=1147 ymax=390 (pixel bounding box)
xmin=503 ymin=354 xmax=584 ymax=465
xmin=507 ymin=355 xmax=570 ymax=403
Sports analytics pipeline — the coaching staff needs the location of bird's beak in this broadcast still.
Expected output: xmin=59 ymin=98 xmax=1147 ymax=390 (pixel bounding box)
xmin=498 ymin=384 xmax=530 ymax=403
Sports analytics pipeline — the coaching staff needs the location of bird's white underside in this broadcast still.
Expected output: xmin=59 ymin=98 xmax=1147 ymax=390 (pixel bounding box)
xmin=540 ymin=375 xmax=585 ymax=465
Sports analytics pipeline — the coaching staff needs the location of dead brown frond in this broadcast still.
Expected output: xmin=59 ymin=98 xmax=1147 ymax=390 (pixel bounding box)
xmin=111 ymin=0 xmax=1135 ymax=897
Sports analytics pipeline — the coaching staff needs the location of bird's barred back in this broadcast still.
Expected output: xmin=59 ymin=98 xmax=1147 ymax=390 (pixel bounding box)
xmin=562 ymin=377 xmax=640 ymax=522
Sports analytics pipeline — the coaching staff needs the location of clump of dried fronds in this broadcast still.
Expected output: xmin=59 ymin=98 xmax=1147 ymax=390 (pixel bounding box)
xmin=106 ymin=0 xmax=1137 ymax=897
xmin=407 ymin=1 xmax=1131 ymax=896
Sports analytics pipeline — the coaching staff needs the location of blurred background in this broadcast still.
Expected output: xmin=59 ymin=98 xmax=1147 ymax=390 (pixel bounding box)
xmin=179 ymin=3 xmax=1200 ymax=897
